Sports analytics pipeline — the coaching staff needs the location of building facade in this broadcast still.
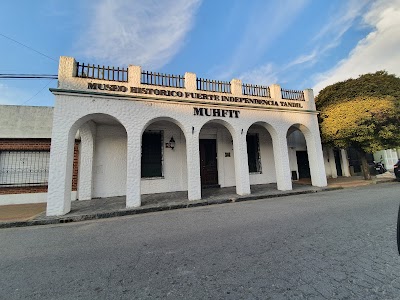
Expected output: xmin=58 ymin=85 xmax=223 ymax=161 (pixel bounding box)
xmin=44 ymin=56 xmax=327 ymax=216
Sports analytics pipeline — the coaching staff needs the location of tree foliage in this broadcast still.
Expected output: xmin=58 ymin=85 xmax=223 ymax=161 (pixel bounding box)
xmin=316 ymin=71 xmax=400 ymax=153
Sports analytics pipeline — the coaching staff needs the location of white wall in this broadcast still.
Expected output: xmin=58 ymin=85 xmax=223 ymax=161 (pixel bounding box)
xmin=0 ymin=192 xmax=77 ymax=206
xmin=141 ymin=122 xmax=188 ymax=194
xmin=248 ymin=128 xmax=276 ymax=185
xmin=374 ymin=149 xmax=399 ymax=171
xmin=0 ymin=105 xmax=53 ymax=138
xmin=287 ymin=130 xmax=307 ymax=180
xmin=92 ymin=124 xmax=127 ymax=198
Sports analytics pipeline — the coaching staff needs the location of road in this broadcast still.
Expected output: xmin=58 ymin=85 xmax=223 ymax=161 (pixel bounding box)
xmin=1 ymin=182 xmax=400 ymax=299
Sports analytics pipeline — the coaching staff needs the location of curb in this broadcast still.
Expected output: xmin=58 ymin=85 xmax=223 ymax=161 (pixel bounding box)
xmin=0 ymin=187 xmax=342 ymax=229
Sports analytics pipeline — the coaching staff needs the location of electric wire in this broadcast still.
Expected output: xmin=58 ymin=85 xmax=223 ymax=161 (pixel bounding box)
xmin=0 ymin=74 xmax=58 ymax=79
xmin=0 ymin=32 xmax=57 ymax=62
xmin=21 ymin=79 xmax=55 ymax=105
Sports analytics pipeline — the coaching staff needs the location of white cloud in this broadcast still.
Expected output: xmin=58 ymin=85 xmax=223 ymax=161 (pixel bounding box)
xmin=313 ymin=0 xmax=400 ymax=93
xmin=235 ymin=0 xmax=371 ymax=87
xmin=80 ymin=0 xmax=202 ymax=69
xmin=239 ymin=63 xmax=278 ymax=85
xmin=214 ymin=0 xmax=309 ymax=80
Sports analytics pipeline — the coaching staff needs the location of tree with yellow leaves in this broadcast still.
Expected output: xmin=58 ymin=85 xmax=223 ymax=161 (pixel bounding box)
xmin=316 ymin=71 xmax=400 ymax=179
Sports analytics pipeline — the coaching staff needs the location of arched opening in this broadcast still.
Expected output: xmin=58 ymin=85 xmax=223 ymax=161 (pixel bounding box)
xmin=47 ymin=112 xmax=128 ymax=216
xmin=198 ymin=120 xmax=236 ymax=195
xmin=140 ymin=117 xmax=188 ymax=198
xmin=246 ymin=122 xmax=277 ymax=186
xmin=77 ymin=114 xmax=128 ymax=199
xmin=286 ymin=124 xmax=312 ymax=184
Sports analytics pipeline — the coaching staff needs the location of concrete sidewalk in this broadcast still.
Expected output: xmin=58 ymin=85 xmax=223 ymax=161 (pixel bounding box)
xmin=0 ymin=176 xmax=396 ymax=228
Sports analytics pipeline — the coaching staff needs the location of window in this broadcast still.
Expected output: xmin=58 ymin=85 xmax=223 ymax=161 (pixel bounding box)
xmin=0 ymin=151 xmax=50 ymax=187
xmin=141 ymin=131 xmax=163 ymax=178
xmin=246 ymin=133 xmax=262 ymax=173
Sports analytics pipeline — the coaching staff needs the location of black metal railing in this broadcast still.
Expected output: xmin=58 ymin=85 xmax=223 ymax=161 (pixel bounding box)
xmin=281 ymin=88 xmax=305 ymax=101
xmin=141 ymin=71 xmax=184 ymax=88
xmin=76 ymin=62 xmax=128 ymax=82
xmin=196 ymin=78 xmax=231 ymax=93
xmin=242 ymin=84 xmax=270 ymax=97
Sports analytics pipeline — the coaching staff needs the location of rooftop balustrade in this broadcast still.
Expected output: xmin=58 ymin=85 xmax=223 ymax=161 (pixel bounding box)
xmin=70 ymin=59 xmax=310 ymax=103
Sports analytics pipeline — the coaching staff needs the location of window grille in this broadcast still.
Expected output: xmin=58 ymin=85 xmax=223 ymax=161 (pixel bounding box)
xmin=0 ymin=151 xmax=50 ymax=187
xmin=141 ymin=131 xmax=164 ymax=178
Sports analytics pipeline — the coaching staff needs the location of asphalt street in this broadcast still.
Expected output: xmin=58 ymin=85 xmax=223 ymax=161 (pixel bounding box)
xmin=1 ymin=182 xmax=400 ymax=299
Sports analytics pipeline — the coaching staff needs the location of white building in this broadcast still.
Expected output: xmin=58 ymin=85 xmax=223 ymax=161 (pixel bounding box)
xmin=1 ymin=56 xmax=331 ymax=214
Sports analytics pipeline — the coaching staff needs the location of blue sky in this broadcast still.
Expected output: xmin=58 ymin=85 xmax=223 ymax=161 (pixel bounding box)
xmin=1 ymin=0 xmax=399 ymax=107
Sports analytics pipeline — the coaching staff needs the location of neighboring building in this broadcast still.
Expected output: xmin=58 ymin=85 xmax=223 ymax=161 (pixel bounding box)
xmin=0 ymin=105 xmax=79 ymax=205
xmin=2 ymin=56 xmax=330 ymax=213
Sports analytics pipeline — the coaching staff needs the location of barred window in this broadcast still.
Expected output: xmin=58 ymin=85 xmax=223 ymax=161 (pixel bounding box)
xmin=247 ymin=134 xmax=262 ymax=173
xmin=0 ymin=151 xmax=50 ymax=187
xmin=141 ymin=131 xmax=163 ymax=178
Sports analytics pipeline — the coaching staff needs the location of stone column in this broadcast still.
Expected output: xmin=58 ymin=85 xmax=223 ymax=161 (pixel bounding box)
xmin=186 ymin=128 xmax=201 ymax=200
xmin=272 ymin=132 xmax=292 ymax=191
xmin=305 ymin=124 xmax=328 ymax=187
xmin=232 ymin=130 xmax=251 ymax=195
xmin=231 ymin=79 xmax=242 ymax=95
xmin=303 ymin=88 xmax=316 ymax=111
xmin=340 ymin=149 xmax=351 ymax=177
xmin=184 ymin=72 xmax=197 ymax=91
xmin=126 ymin=129 xmax=142 ymax=208
xmin=269 ymin=84 xmax=282 ymax=101
xmin=77 ymin=121 xmax=96 ymax=200
xmin=128 ymin=65 xmax=142 ymax=86
xmin=46 ymin=116 xmax=75 ymax=216
xmin=328 ymin=147 xmax=338 ymax=178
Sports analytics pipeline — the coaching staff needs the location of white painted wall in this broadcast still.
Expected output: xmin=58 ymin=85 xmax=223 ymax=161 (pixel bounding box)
xmin=141 ymin=122 xmax=188 ymax=194
xmin=0 ymin=105 xmax=53 ymax=138
xmin=0 ymin=192 xmax=76 ymax=206
xmin=374 ymin=149 xmax=399 ymax=171
xmin=248 ymin=128 xmax=276 ymax=185
xmin=92 ymin=124 xmax=127 ymax=198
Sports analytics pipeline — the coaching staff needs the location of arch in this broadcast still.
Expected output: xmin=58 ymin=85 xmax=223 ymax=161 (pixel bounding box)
xmin=69 ymin=113 xmax=128 ymax=140
xmin=245 ymin=122 xmax=279 ymax=186
xmin=286 ymin=123 xmax=327 ymax=187
xmin=140 ymin=116 xmax=188 ymax=194
xmin=198 ymin=118 xmax=250 ymax=196
xmin=47 ymin=112 xmax=129 ymax=216
xmin=141 ymin=116 xmax=187 ymax=139
xmin=199 ymin=118 xmax=236 ymax=139
xmin=245 ymin=121 xmax=279 ymax=140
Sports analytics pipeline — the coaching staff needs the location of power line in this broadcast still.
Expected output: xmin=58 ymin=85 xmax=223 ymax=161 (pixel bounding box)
xmin=0 ymin=32 xmax=58 ymax=63
xmin=0 ymin=74 xmax=58 ymax=79
xmin=21 ymin=79 xmax=56 ymax=105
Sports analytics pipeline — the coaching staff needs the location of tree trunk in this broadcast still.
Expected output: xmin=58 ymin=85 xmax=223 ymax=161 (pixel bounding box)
xmin=357 ymin=149 xmax=371 ymax=180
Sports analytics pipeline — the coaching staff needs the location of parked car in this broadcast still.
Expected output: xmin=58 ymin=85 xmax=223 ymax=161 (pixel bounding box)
xmin=394 ymin=159 xmax=400 ymax=181
xmin=398 ymin=204 xmax=400 ymax=255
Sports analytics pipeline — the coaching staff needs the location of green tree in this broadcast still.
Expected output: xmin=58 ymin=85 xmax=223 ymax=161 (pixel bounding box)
xmin=316 ymin=71 xmax=400 ymax=179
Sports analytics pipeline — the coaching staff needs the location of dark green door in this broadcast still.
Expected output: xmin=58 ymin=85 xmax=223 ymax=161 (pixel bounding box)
xmin=199 ymin=139 xmax=218 ymax=186
xmin=296 ymin=151 xmax=311 ymax=179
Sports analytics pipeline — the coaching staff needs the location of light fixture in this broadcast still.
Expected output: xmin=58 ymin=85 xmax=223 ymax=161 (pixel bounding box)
xmin=166 ymin=136 xmax=175 ymax=149
xmin=192 ymin=126 xmax=194 ymax=134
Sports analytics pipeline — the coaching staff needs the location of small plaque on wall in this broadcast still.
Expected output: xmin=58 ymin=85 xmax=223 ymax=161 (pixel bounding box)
xmin=225 ymin=152 xmax=231 ymax=157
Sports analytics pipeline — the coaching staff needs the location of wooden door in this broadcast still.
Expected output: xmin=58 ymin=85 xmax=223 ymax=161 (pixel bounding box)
xmin=296 ymin=151 xmax=311 ymax=179
xmin=199 ymin=139 xmax=218 ymax=187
